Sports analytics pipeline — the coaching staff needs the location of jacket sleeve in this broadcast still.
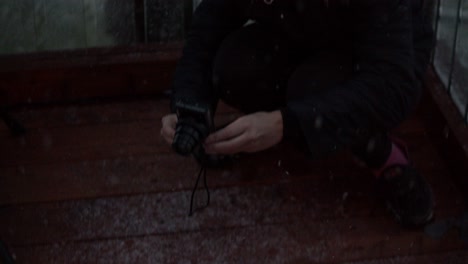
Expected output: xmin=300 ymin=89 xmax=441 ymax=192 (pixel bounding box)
xmin=171 ymin=0 xmax=249 ymax=112
xmin=286 ymin=0 xmax=424 ymax=158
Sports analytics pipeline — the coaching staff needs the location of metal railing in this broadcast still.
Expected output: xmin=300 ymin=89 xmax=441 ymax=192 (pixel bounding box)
xmin=432 ymin=0 xmax=468 ymax=124
xmin=0 ymin=0 xmax=192 ymax=55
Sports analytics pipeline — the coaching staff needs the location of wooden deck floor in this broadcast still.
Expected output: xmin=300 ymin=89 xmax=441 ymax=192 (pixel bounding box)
xmin=0 ymin=96 xmax=467 ymax=263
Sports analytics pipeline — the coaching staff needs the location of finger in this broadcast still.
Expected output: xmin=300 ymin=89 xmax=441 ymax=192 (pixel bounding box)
xmin=205 ymin=118 xmax=247 ymax=144
xmin=204 ymin=133 xmax=249 ymax=154
xmin=160 ymin=114 xmax=177 ymax=144
xmin=163 ymin=136 xmax=173 ymax=145
xmin=162 ymin=114 xmax=177 ymax=129
xmin=160 ymin=124 xmax=175 ymax=139
xmin=160 ymin=127 xmax=175 ymax=144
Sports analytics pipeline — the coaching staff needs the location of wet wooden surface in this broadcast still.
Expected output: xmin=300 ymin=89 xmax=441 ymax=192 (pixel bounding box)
xmin=0 ymin=96 xmax=467 ymax=263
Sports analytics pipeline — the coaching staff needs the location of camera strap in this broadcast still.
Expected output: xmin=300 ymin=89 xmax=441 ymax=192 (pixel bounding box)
xmin=188 ymin=164 xmax=210 ymax=216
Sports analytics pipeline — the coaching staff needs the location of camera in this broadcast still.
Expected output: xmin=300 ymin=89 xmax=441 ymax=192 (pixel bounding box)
xmin=172 ymin=100 xmax=213 ymax=156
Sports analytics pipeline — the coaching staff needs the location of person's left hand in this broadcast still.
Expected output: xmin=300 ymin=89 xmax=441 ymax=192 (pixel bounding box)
xmin=204 ymin=111 xmax=283 ymax=154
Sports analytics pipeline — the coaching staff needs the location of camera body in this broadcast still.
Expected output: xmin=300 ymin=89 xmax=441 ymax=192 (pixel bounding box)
xmin=172 ymin=100 xmax=213 ymax=156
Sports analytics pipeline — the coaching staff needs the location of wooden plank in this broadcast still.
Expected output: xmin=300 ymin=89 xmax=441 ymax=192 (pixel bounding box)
xmin=347 ymin=251 xmax=468 ymax=264
xmin=423 ymin=69 xmax=468 ymax=201
xmin=0 ymin=185 xmax=381 ymax=245
xmin=0 ymin=63 xmax=177 ymax=106
xmin=0 ymin=43 xmax=182 ymax=106
xmin=0 ymin=141 xmax=458 ymax=206
xmin=1 ymin=99 xmax=239 ymax=131
xmin=0 ymin=121 xmax=459 ymax=203
xmin=0 ymin=43 xmax=182 ymax=72
xmin=0 ymin=96 xmax=431 ymax=136
xmin=0 ymin=118 xmax=243 ymax=168
xmin=0 ymin=99 xmax=444 ymax=168
xmin=0 ymin=146 xmax=367 ymax=204
xmin=0 ymin=100 xmax=460 ymax=205
xmin=0 ymin=99 xmax=258 ymax=167
xmin=1 ymin=167 xmax=465 ymax=245
xmin=0 ymin=120 xmax=169 ymax=167
xmin=2 ymin=100 xmax=163 ymax=131
xmin=0 ymin=120 xmax=448 ymax=168
xmin=5 ymin=217 xmax=467 ymax=264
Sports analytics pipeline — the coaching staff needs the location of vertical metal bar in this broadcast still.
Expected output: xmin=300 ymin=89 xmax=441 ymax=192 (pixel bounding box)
xmin=464 ymin=103 xmax=468 ymax=125
xmin=144 ymin=0 xmax=148 ymax=43
xmin=32 ymin=0 xmax=39 ymax=52
xmin=81 ymin=0 xmax=89 ymax=49
xmin=431 ymin=0 xmax=442 ymax=63
xmin=184 ymin=0 xmax=194 ymax=36
xmin=134 ymin=0 xmax=146 ymax=43
xmin=463 ymin=3 xmax=468 ymax=125
xmin=447 ymin=0 xmax=463 ymax=95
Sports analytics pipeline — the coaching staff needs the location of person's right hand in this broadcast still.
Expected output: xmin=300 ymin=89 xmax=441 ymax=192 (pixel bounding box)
xmin=160 ymin=114 xmax=178 ymax=145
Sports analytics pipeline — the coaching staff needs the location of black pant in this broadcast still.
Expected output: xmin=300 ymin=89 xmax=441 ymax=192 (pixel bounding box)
xmin=212 ymin=24 xmax=391 ymax=168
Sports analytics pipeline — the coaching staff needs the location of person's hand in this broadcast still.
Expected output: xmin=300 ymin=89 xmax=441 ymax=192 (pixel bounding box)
xmin=160 ymin=114 xmax=178 ymax=145
xmin=204 ymin=111 xmax=283 ymax=154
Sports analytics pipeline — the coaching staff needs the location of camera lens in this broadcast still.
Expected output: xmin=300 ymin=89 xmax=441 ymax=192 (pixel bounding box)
xmin=172 ymin=123 xmax=202 ymax=156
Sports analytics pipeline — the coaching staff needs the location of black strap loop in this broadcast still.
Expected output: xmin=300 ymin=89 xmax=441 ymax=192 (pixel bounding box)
xmin=188 ymin=165 xmax=210 ymax=216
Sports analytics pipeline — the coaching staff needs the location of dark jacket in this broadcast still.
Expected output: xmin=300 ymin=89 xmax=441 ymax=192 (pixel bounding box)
xmin=171 ymin=0 xmax=433 ymax=157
